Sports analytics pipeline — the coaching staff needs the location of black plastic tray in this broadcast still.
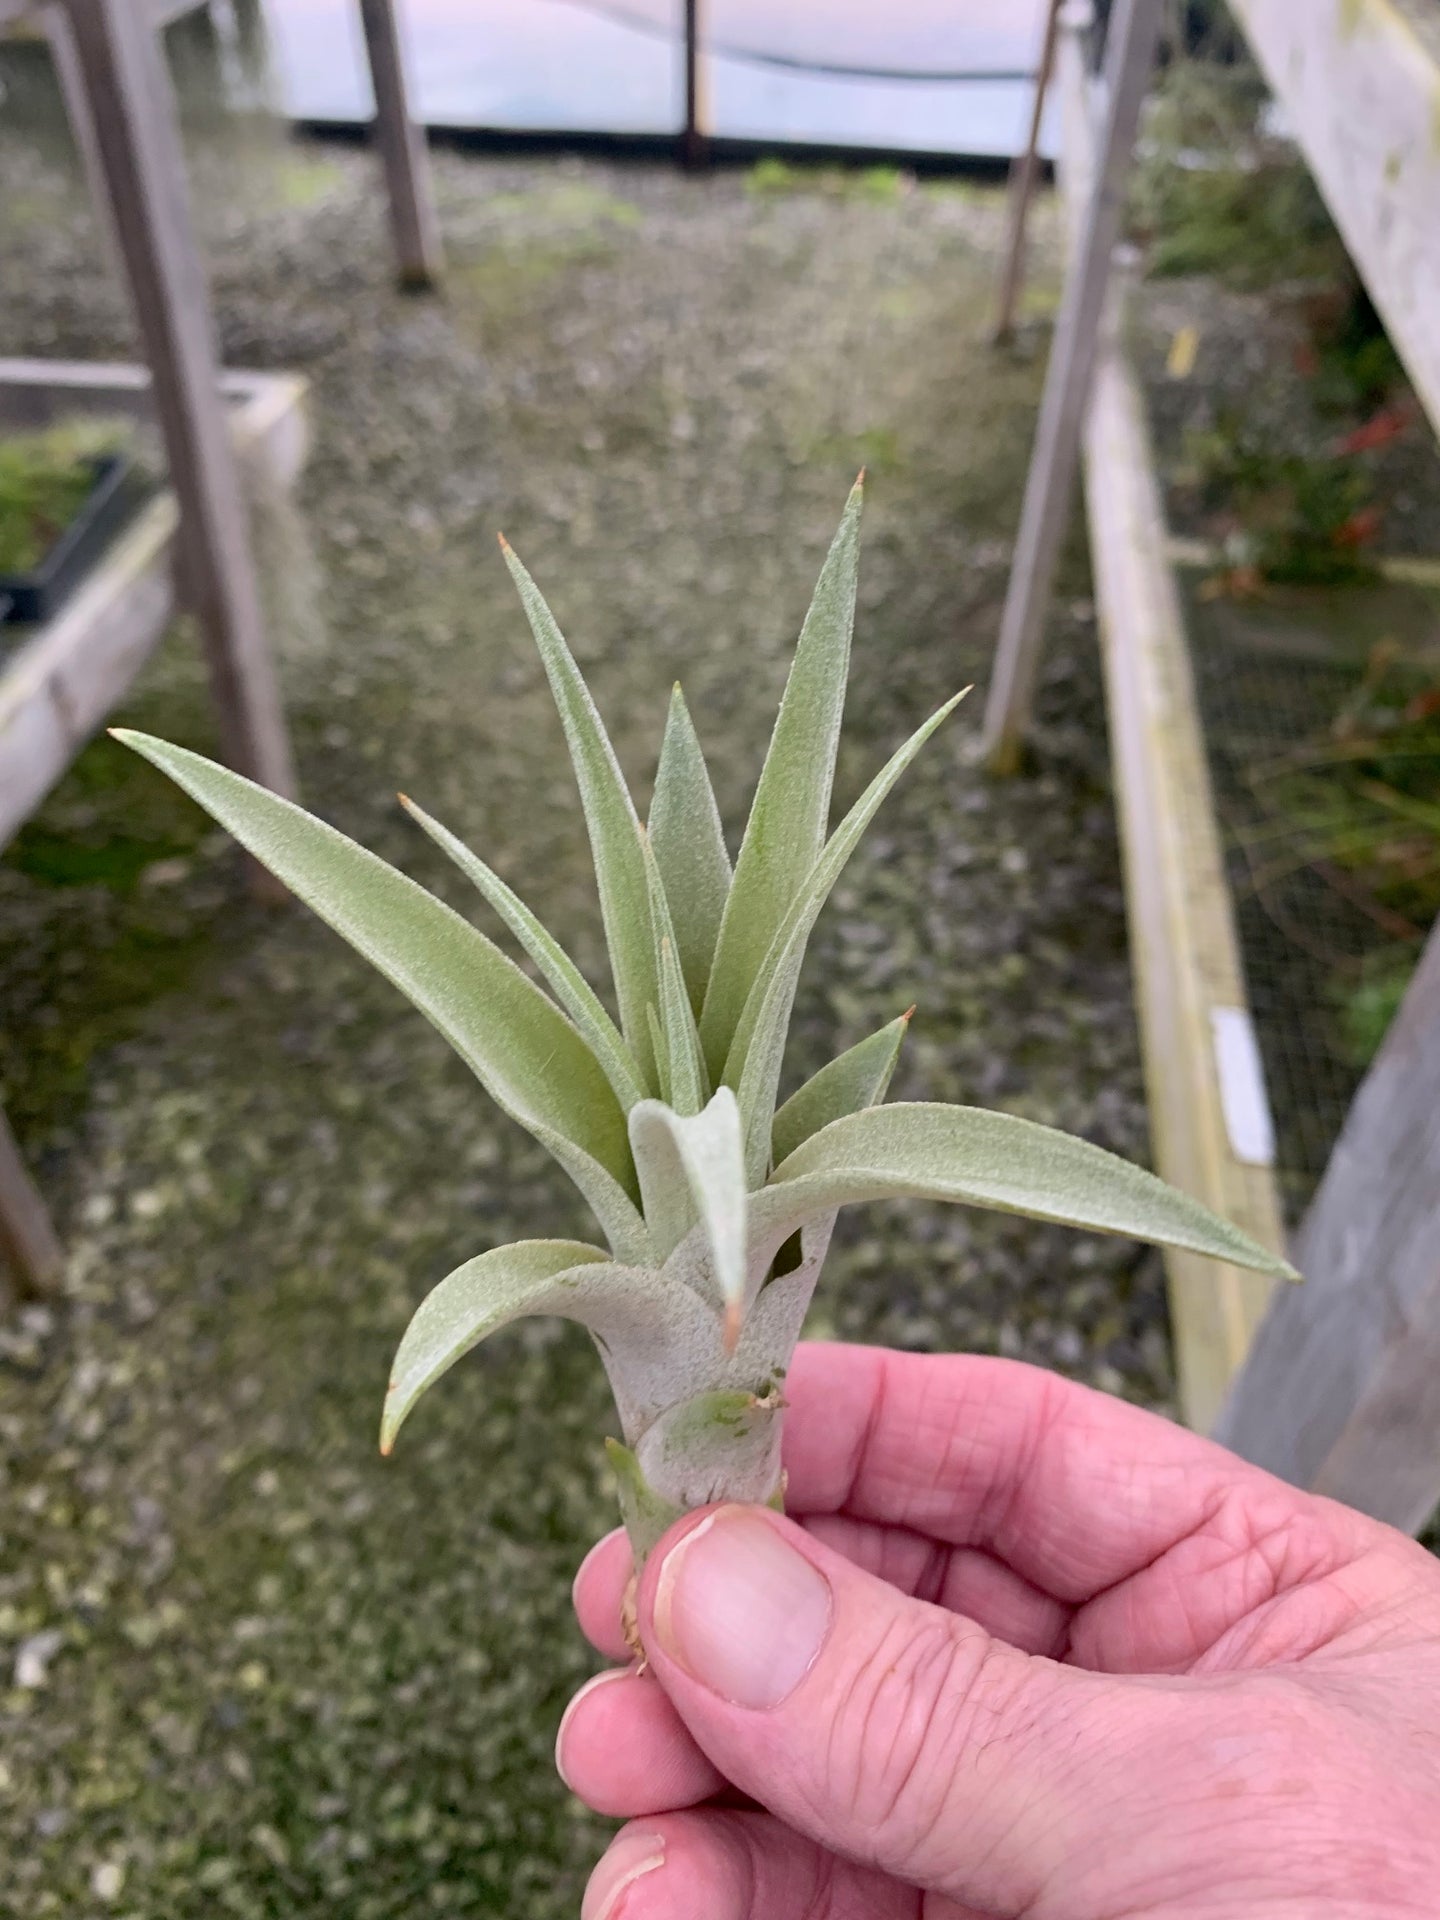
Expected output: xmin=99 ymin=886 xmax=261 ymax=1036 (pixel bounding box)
xmin=0 ymin=454 xmax=141 ymax=628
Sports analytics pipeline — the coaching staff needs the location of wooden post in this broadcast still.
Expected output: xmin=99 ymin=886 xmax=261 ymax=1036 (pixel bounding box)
xmin=681 ymin=0 xmax=708 ymax=170
xmin=1225 ymin=0 xmax=1440 ymax=443
xmin=990 ymin=0 xmax=1064 ymax=344
xmin=1050 ymin=10 xmax=1286 ymax=1429
xmin=0 ymin=1107 xmax=63 ymax=1299
xmin=357 ymin=0 xmax=444 ymax=290
xmin=1215 ymin=921 xmax=1440 ymax=1536
xmin=62 ymin=0 xmax=296 ymax=812
xmin=44 ymin=3 xmax=124 ymax=280
xmin=980 ymin=0 xmax=1164 ymax=775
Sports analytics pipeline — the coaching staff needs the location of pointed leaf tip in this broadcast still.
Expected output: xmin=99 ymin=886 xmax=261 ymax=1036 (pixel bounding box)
xmin=113 ymin=731 xmax=640 ymax=1229
xmin=700 ymin=481 xmax=866 ymax=1073
xmin=722 ymin=1299 xmax=743 ymax=1354
xmin=759 ymin=1104 xmax=1299 ymax=1283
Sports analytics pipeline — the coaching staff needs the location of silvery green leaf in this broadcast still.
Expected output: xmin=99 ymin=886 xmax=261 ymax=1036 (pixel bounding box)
xmin=646 ymin=1005 xmax=671 ymax=1106
xmin=771 ymin=1008 xmax=911 ymax=1166
xmin=501 ymin=539 xmax=660 ymax=1090
xmin=115 ymin=733 xmax=638 ymax=1223
xmin=606 ymin=1438 xmax=685 ymax=1563
xmin=526 ymin=1118 xmax=650 ymax=1263
xmin=593 ymin=1210 xmax=833 ymax=1442
xmin=699 ymin=478 xmax=863 ymax=1077
xmin=380 ymin=1239 xmax=614 ymax=1452
xmin=648 ymin=685 xmax=732 ymax=1013
xmin=755 ymin=1103 xmax=1300 ymax=1279
xmin=399 ymin=794 xmax=646 ymax=1113
xmin=635 ymin=1387 xmax=785 ymax=1516
xmin=629 ymin=1092 xmax=747 ymax=1338
xmin=659 ymin=937 xmax=706 ymax=1116
xmin=728 ymin=691 xmax=969 ymax=1183
xmin=641 ymin=828 xmax=708 ymax=1116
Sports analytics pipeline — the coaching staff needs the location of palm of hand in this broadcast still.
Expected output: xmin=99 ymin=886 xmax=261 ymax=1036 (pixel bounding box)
xmin=563 ymin=1345 xmax=1440 ymax=1920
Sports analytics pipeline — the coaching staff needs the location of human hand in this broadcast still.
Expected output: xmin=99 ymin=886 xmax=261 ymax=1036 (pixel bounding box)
xmin=559 ymin=1342 xmax=1440 ymax=1918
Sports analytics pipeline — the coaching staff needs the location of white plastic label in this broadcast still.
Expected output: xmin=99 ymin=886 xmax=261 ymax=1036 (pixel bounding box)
xmin=1210 ymin=1007 xmax=1277 ymax=1169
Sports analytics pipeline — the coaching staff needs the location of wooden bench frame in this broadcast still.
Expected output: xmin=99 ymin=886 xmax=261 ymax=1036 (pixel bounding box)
xmin=982 ymin=0 xmax=1440 ymax=1528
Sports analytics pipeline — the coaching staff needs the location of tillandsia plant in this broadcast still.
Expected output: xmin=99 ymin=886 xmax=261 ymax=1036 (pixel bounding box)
xmin=116 ymin=478 xmax=1297 ymax=1573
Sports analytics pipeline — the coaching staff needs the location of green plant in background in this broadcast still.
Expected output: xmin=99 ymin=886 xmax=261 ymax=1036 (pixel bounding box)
xmin=1242 ymin=646 xmax=1440 ymax=1063
xmin=0 ymin=417 xmax=130 ymax=574
xmin=117 ymin=483 xmax=1296 ymax=1569
xmin=1338 ymin=957 xmax=1413 ymax=1067
xmin=1182 ymin=412 xmax=1379 ymax=585
xmin=1130 ymin=60 xmax=1336 ymax=291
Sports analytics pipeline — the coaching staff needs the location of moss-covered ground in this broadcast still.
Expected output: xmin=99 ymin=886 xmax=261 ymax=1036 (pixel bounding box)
xmin=0 ymin=117 xmax=1168 ymax=1915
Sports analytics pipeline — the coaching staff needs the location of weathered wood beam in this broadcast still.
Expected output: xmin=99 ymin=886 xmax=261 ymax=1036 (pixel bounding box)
xmin=0 ymin=1108 xmax=64 ymax=1300
xmin=63 ymin=0 xmax=296 ymax=811
xmin=0 ymin=368 xmax=308 ymax=847
xmin=357 ymin=0 xmax=444 ymax=289
xmin=980 ymin=0 xmax=1165 ymax=774
xmin=1216 ymin=920 xmax=1440 ymax=1535
xmin=1048 ymin=14 xmax=1287 ymax=1430
xmin=43 ymin=3 xmax=124 ymax=277
xmin=1226 ymin=0 xmax=1440 ymax=441
xmin=681 ymin=0 xmax=709 ymax=170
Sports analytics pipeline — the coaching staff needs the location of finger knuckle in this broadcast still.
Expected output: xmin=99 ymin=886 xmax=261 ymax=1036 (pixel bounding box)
xmin=821 ymin=1608 xmax=1012 ymax=1866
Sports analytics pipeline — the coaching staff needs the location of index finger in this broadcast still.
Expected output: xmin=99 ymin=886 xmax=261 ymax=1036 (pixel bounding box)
xmin=779 ymin=1342 xmax=1367 ymax=1604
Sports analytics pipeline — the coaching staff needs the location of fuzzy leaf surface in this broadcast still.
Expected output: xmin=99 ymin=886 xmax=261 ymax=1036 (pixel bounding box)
xmin=382 ymin=1239 xmax=636 ymax=1452
xmin=699 ymin=479 xmax=863 ymax=1076
xmin=635 ymin=1388 xmax=785 ymax=1516
xmin=771 ymin=1010 xmax=910 ymax=1166
xmin=756 ymin=1103 xmax=1301 ymax=1281
xmin=400 ymin=795 xmax=646 ymax=1112
xmin=642 ymin=831 xmax=708 ymax=1116
xmin=115 ymin=733 xmax=638 ymax=1218
xmin=729 ymin=691 xmax=968 ymax=1182
xmin=629 ymin=1092 xmax=747 ymax=1321
xmin=607 ymin=1438 xmax=685 ymax=1563
xmin=648 ymin=686 xmax=732 ymax=1013
xmin=501 ymin=540 xmax=660 ymax=1089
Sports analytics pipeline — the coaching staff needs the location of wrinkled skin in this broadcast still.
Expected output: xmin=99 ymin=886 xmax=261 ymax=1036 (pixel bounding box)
xmin=559 ymin=1343 xmax=1440 ymax=1919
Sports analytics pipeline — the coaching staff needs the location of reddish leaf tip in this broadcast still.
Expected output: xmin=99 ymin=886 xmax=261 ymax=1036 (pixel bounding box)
xmin=722 ymin=1300 xmax=743 ymax=1355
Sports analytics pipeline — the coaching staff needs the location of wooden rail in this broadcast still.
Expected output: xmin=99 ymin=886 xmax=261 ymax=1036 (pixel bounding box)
xmin=1216 ymin=922 xmax=1440 ymax=1534
xmin=980 ymin=0 xmax=1166 ymax=773
xmin=1053 ymin=13 xmax=1288 ymax=1429
xmin=0 ymin=365 xmax=308 ymax=1301
xmin=1226 ymin=0 xmax=1440 ymax=440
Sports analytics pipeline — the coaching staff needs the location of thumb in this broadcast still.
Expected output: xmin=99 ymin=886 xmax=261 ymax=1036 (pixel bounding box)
xmin=637 ymin=1504 xmax=1187 ymax=1915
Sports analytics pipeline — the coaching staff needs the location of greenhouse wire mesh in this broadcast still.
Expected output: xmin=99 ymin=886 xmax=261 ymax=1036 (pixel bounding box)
xmin=1184 ymin=586 xmax=1440 ymax=1225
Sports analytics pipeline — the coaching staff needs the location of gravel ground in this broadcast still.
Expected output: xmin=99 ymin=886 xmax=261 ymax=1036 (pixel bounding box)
xmin=0 ymin=121 xmax=1164 ymax=1917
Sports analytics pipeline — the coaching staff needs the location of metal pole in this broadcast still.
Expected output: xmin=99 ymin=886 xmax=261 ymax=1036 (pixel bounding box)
xmin=357 ymin=0 xmax=444 ymax=289
xmin=990 ymin=0 xmax=1064 ymax=344
xmin=980 ymin=0 xmax=1165 ymax=774
xmin=681 ymin=0 xmax=707 ymax=169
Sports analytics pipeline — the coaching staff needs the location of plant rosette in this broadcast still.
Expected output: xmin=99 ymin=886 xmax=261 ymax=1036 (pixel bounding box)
xmin=117 ymin=479 xmax=1298 ymax=1578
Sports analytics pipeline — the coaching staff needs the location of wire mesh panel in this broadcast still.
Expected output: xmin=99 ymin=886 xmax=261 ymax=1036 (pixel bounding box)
xmin=1185 ymin=579 xmax=1440 ymax=1221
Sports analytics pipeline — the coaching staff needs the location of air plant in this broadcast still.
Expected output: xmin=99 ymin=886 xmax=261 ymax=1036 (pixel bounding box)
xmin=117 ymin=480 xmax=1296 ymax=1571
